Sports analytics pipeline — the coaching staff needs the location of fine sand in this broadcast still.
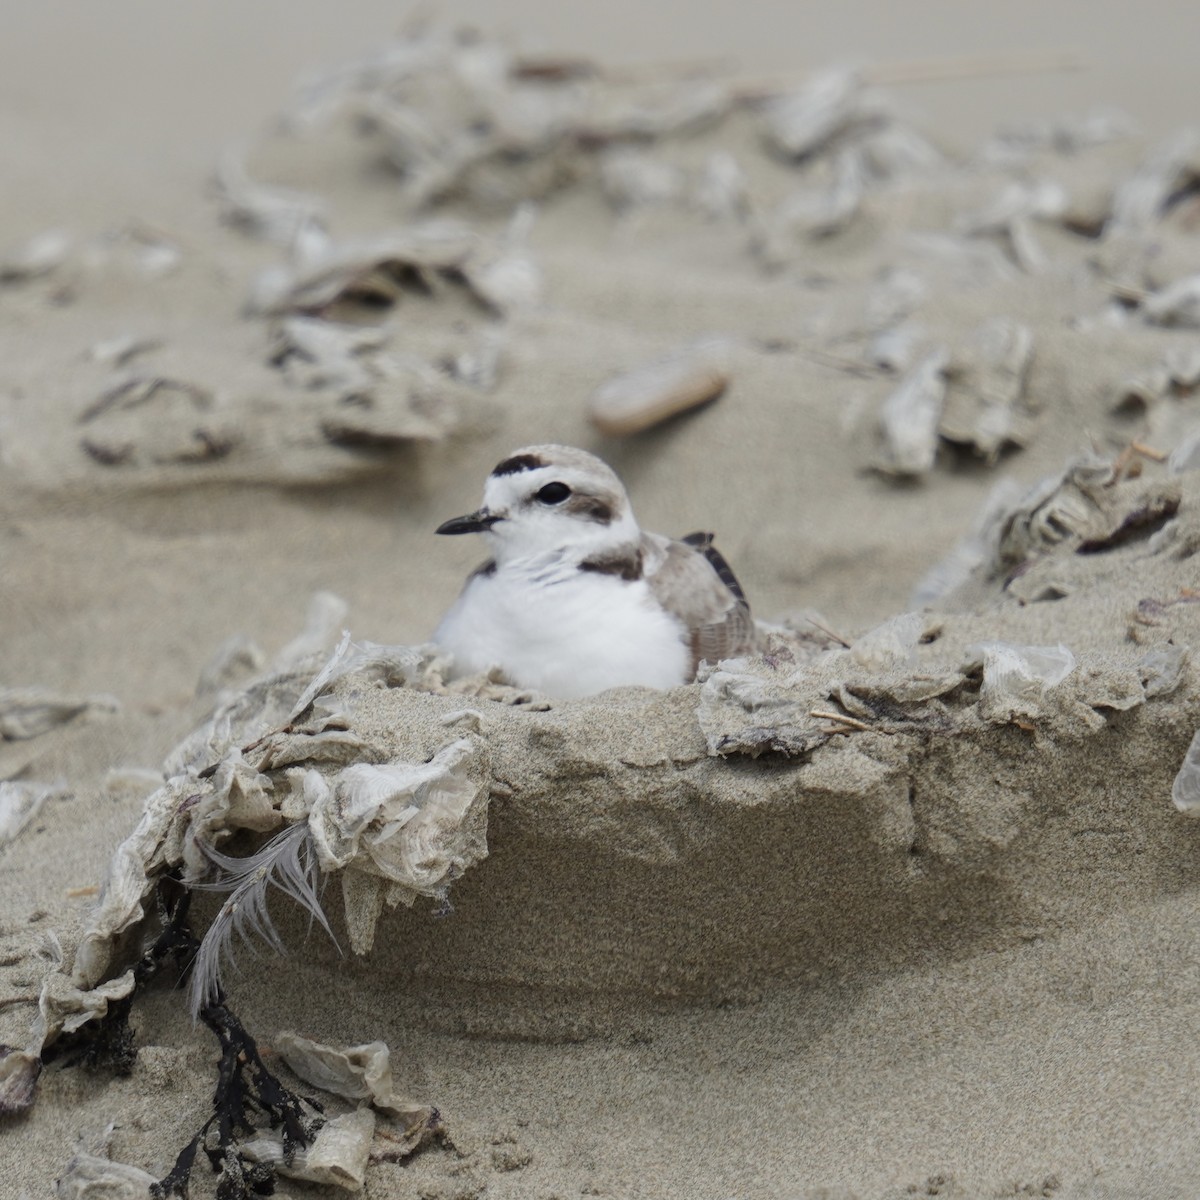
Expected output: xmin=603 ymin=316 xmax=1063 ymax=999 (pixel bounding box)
xmin=4 ymin=7 xmax=1200 ymax=1199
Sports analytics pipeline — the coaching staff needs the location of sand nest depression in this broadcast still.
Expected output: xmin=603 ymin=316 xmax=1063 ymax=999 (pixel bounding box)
xmin=4 ymin=19 xmax=1200 ymax=1200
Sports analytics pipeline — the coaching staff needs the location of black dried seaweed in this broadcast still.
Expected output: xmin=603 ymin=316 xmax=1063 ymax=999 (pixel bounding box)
xmin=48 ymin=878 xmax=326 ymax=1200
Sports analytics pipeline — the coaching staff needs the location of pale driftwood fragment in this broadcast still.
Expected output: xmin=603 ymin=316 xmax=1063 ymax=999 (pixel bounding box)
xmin=587 ymin=338 xmax=733 ymax=436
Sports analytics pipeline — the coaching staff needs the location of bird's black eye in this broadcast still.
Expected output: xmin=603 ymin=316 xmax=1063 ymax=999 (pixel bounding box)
xmin=535 ymin=481 xmax=571 ymax=505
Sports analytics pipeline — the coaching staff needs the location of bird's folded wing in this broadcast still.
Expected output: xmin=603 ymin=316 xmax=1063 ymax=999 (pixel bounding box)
xmin=644 ymin=532 xmax=758 ymax=676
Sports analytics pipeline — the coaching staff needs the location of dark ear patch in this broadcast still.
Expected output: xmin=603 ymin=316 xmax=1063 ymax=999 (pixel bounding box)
xmin=565 ymin=495 xmax=613 ymax=524
xmin=491 ymin=453 xmax=545 ymax=477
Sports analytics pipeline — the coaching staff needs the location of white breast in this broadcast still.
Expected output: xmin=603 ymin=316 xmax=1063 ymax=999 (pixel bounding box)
xmin=433 ymin=563 xmax=692 ymax=699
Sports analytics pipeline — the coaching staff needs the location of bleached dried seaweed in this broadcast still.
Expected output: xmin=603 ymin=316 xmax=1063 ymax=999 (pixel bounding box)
xmin=760 ymin=68 xmax=867 ymax=161
xmin=958 ymin=180 xmax=1066 ymax=272
xmin=214 ymin=151 xmax=328 ymax=246
xmin=1142 ymin=274 xmax=1200 ymax=329
xmin=939 ymin=317 xmax=1037 ymax=458
xmin=600 ymin=148 xmax=686 ymax=211
xmin=53 ymin=1150 xmax=158 ymax=1200
xmin=1172 ymin=729 xmax=1200 ymax=813
xmin=444 ymin=326 xmax=506 ymax=391
xmin=697 ymin=661 xmax=835 ymax=759
xmin=247 ymin=222 xmax=481 ymax=316
xmin=850 ymin=612 xmax=926 ymax=672
xmin=874 ymin=350 xmax=948 ymax=477
xmin=1169 ymin=428 xmax=1200 ymax=476
xmin=0 ymin=1044 xmax=41 ymax=1116
xmin=693 ymin=151 xmax=749 ymax=221
xmin=78 ymin=374 xmax=234 ymax=468
xmin=593 ymin=79 xmax=734 ymax=140
xmin=962 ymin=641 xmax=1076 ymax=723
xmin=0 ymin=229 xmax=72 ymax=282
xmin=0 ymin=687 xmax=119 ymax=741
xmin=0 ymin=780 xmax=67 ymax=847
xmin=270 ymin=317 xmax=389 ymax=391
xmin=242 ymin=1107 xmax=375 ymax=1191
xmin=273 ymin=1031 xmax=434 ymax=1127
xmin=587 ymin=336 xmax=733 ymax=436
xmin=195 ymin=634 xmax=268 ymax=701
xmin=85 ymin=334 xmax=161 ymax=368
xmin=1115 ymin=344 xmax=1200 ymax=412
xmin=900 ymin=231 xmax=1018 ymax=288
xmin=911 ymin=479 xmax=1025 ymax=606
xmin=305 ymin=735 xmax=489 ymax=946
xmin=1108 ymin=129 xmax=1200 ymax=233
xmin=994 ymin=459 xmax=1181 ymax=569
xmin=978 ymin=108 xmax=1136 ymax=164
xmin=1140 ymin=644 xmax=1190 ymax=699
xmin=756 ymin=145 xmax=868 ymax=252
xmin=188 ymin=821 xmax=335 ymax=1017
xmin=461 ymin=203 xmax=543 ymax=314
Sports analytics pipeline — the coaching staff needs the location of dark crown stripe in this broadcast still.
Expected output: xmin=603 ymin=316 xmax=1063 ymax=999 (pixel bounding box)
xmin=491 ymin=453 xmax=545 ymax=477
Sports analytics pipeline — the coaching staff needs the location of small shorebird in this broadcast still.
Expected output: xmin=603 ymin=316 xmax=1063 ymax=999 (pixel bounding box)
xmin=432 ymin=444 xmax=757 ymax=699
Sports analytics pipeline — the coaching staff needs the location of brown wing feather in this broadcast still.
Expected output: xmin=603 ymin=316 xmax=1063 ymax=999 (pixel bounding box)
xmin=644 ymin=532 xmax=758 ymax=678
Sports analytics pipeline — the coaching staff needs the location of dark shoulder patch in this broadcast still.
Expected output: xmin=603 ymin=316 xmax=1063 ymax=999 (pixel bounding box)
xmin=580 ymin=547 xmax=644 ymax=582
xmin=491 ymin=453 xmax=545 ymax=477
xmin=682 ymin=531 xmax=749 ymax=608
xmin=468 ymin=559 xmax=497 ymax=580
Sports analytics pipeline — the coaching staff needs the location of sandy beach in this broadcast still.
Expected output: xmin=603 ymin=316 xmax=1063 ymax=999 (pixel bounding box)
xmin=4 ymin=5 xmax=1200 ymax=1198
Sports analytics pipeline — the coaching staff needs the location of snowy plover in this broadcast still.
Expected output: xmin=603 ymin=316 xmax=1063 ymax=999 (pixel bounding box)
xmin=433 ymin=444 xmax=757 ymax=699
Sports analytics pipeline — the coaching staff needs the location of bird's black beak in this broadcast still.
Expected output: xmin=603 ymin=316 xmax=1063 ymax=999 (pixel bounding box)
xmin=435 ymin=509 xmax=501 ymax=535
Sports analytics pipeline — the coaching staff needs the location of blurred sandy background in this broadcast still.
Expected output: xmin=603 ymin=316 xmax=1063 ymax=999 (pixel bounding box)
xmin=4 ymin=4 xmax=1200 ymax=1199
xmin=6 ymin=1 xmax=1200 ymax=224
